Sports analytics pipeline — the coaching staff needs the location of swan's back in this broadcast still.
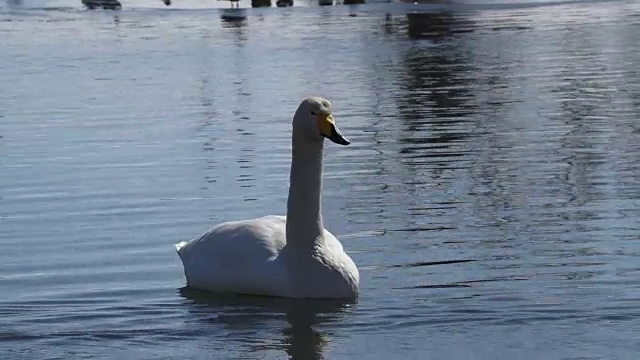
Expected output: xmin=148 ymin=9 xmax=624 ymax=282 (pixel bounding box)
xmin=176 ymin=215 xmax=292 ymax=297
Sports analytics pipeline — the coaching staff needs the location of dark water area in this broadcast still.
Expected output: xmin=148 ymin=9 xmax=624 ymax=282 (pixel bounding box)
xmin=1 ymin=0 xmax=639 ymax=358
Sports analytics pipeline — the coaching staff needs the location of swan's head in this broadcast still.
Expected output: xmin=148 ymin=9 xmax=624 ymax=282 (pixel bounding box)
xmin=292 ymin=97 xmax=350 ymax=146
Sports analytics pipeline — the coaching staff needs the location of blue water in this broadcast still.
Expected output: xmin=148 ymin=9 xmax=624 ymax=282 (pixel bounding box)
xmin=1 ymin=0 xmax=639 ymax=359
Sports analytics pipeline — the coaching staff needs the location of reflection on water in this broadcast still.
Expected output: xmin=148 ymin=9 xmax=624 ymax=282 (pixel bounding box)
xmin=179 ymin=287 xmax=352 ymax=360
xmin=386 ymin=11 xmax=480 ymax=235
xmin=220 ymin=13 xmax=249 ymax=40
xmin=1 ymin=1 xmax=640 ymax=359
xmin=397 ymin=12 xmax=477 ymax=158
xmin=220 ymin=9 xmax=249 ymax=24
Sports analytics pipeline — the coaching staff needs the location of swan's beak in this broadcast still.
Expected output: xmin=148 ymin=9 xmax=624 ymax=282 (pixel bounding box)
xmin=318 ymin=114 xmax=350 ymax=146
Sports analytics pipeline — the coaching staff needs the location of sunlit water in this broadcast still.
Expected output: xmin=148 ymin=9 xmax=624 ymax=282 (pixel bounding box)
xmin=1 ymin=0 xmax=639 ymax=358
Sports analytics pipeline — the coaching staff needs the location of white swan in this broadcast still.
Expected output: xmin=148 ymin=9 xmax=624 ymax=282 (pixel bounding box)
xmin=175 ymin=97 xmax=359 ymax=299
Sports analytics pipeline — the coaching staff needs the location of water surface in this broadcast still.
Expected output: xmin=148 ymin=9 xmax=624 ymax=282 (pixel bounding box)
xmin=1 ymin=0 xmax=639 ymax=359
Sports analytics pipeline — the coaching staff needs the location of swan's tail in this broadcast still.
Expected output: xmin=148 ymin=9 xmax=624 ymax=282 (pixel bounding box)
xmin=175 ymin=241 xmax=189 ymax=261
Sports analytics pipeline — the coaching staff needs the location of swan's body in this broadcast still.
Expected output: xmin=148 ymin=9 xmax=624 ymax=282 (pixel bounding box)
xmin=176 ymin=97 xmax=359 ymax=299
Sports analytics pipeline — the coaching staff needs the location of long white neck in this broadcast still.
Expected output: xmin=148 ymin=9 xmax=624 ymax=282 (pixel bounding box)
xmin=286 ymin=137 xmax=325 ymax=250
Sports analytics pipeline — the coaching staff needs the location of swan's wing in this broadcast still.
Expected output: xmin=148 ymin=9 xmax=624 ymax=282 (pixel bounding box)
xmin=176 ymin=215 xmax=291 ymax=296
xmin=322 ymin=228 xmax=344 ymax=252
xmin=175 ymin=241 xmax=189 ymax=256
xmin=176 ymin=215 xmax=287 ymax=264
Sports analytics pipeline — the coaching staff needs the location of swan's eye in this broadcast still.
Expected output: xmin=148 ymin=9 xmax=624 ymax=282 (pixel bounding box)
xmin=311 ymin=111 xmax=317 ymax=115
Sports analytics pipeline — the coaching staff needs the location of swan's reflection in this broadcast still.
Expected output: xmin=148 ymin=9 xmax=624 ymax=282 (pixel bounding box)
xmin=179 ymin=287 xmax=354 ymax=360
